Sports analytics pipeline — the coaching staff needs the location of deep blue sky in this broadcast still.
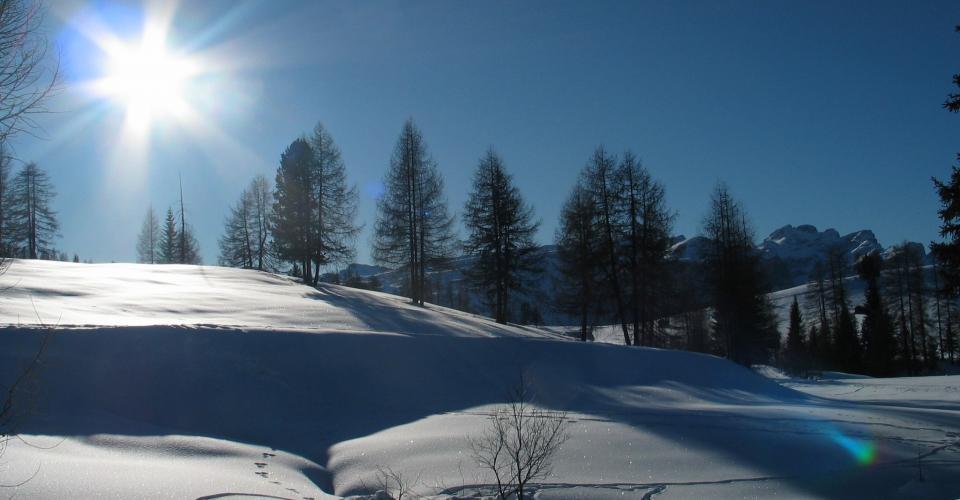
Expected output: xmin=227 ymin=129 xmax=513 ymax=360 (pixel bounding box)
xmin=11 ymin=0 xmax=960 ymax=265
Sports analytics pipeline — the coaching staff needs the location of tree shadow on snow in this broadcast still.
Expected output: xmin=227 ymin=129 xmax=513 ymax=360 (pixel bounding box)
xmin=0 ymin=325 xmax=957 ymax=499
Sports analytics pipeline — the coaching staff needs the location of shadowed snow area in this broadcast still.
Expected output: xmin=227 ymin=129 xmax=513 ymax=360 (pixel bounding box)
xmin=0 ymin=260 xmax=957 ymax=499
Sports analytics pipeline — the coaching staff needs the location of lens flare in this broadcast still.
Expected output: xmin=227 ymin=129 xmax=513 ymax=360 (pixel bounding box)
xmin=827 ymin=429 xmax=878 ymax=466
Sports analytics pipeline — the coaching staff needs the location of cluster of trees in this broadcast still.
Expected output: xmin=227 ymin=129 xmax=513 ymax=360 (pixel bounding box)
xmin=214 ymin=119 xmax=543 ymax=326
xmin=136 ymin=176 xmax=201 ymax=264
xmin=218 ymin=175 xmax=271 ymax=270
xmin=209 ymin=122 xmax=362 ymax=283
xmin=781 ymin=245 xmax=958 ymax=377
xmin=700 ymin=184 xmax=780 ymax=365
xmin=778 ymin=36 xmax=960 ymax=376
xmin=548 ymin=149 xmax=782 ymax=367
xmin=0 ymin=152 xmax=60 ymax=260
xmin=554 ymin=148 xmax=674 ymax=345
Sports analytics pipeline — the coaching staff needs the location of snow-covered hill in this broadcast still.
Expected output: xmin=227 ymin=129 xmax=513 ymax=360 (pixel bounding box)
xmin=0 ymin=260 xmax=957 ymax=499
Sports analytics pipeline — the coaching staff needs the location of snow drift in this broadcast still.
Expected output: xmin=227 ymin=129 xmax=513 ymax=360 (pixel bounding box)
xmin=0 ymin=260 xmax=957 ymax=499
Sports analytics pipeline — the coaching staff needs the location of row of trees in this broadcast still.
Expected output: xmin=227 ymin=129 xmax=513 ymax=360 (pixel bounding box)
xmin=0 ymin=152 xmax=59 ymax=260
xmin=220 ymin=119 xmax=541 ymax=327
xmin=211 ymin=120 xmax=782 ymax=367
xmin=208 ymin=116 xmax=960 ymax=375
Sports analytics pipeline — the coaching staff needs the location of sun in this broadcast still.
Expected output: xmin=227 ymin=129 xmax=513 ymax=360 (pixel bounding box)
xmin=97 ymin=26 xmax=197 ymax=129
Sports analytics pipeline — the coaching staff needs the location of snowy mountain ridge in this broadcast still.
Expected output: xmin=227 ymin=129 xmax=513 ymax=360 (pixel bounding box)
xmin=671 ymin=224 xmax=890 ymax=263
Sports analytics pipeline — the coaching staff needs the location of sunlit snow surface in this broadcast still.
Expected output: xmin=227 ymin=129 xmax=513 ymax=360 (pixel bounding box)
xmin=0 ymin=260 xmax=957 ymax=499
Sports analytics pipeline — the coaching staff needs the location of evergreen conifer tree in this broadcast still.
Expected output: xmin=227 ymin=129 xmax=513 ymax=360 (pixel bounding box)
xmin=272 ymin=138 xmax=315 ymax=280
xmin=159 ymin=208 xmax=179 ymax=264
xmin=857 ymin=252 xmax=897 ymax=376
xmin=307 ymin=123 xmax=360 ymax=283
xmin=9 ymin=162 xmax=58 ymax=259
xmin=702 ymin=183 xmax=779 ymax=365
xmin=136 ymin=205 xmax=160 ymax=264
xmin=372 ymin=119 xmax=456 ymax=305
xmin=783 ymin=297 xmax=806 ymax=374
xmin=555 ymin=183 xmax=601 ymax=341
xmin=463 ymin=149 xmax=540 ymax=324
xmin=616 ymin=152 xmax=673 ymax=346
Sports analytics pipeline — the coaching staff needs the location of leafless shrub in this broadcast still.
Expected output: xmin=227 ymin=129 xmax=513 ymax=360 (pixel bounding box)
xmin=469 ymin=377 xmax=569 ymax=500
xmin=361 ymin=464 xmax=422 ymax=500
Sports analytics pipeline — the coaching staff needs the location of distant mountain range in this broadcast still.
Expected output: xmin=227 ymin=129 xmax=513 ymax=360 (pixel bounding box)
xmin=670 ymin=224 xmax=927 ymax=289
xmin=331 ymin=224 xmax=930 ymax=324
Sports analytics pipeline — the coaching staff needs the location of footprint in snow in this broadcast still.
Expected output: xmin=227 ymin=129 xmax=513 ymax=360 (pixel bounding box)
xmin=255 ymin=462 xmax=268 ymax=468
xmin=263 ymin=452 xmax=276 ymax=458
xmin=255 ymin=471 xmax=269 ymax=478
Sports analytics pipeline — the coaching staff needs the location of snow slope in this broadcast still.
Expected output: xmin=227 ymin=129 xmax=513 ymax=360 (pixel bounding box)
xmin=0 ymin=260 xmax=557 ymax=338
xmin=0 ymin=260 xmax=957 ymax=499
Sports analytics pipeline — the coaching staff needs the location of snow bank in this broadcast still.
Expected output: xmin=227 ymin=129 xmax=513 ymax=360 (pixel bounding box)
xmin=0 ymin=260 xmax=956 ymax=499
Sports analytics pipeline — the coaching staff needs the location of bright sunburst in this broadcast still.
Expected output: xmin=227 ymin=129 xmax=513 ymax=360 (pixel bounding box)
xmin=60 ymin=2 xmax=264 ymax=185
xmin=96 ymin=25 xmax=197 ymax=130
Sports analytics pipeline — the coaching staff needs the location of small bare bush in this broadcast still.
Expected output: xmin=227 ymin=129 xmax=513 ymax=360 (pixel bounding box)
xmin=469 ymin=378 xmax=569 ymax=500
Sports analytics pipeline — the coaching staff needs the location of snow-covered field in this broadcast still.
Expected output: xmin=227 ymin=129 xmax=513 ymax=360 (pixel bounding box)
xmin=0 ymin=260 xmax=957 ymax=499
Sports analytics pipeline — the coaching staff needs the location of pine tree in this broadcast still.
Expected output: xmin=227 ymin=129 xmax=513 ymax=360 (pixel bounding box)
xmin=616 ymin=151 xmax=673 ymax=346
xmin=177 ymin=225 xmax=201 ymax=264
xmin=932 ymin=24 xmax=960 ymax=361
xmin=827 ymin=247 xmax=861 ymax=373
xmin=372 ymin=119 xmax=456 ymax=305
xmin=583 ymin=147 xmax=632 ymax=345
xmin=906 ymin=247 xmax=935 ymax=370
xmin=783 ymin=297 xmax=806 ymax=374
xmin=702 ymin=182 xmax=778 ymax=365
xmin=857 ymin=252 xmax=897 ymax=376
xmin=176 ymin=174 xmax=201 ymax=265
xmin=945 ymin=297 xmax=958 ymax=363
xmin=944 ymin=24 xmax=960 ymax=113
xmin=9 ymin=162 xmax=58 ymax=259
xmin=219 ymin=188 xmax=255 ymax=268
xmin=463 ymin=149 xmax=541 ymax=324
xmin=159 ymin=208 xmax=178 ymax=264
xmin=806 ymin=262 xmax=834 ymax=370
xmin=272 ymin=138 xmax=315 ymax=280
xmin=136 ymin=205 xmax=160 ymax=264
xmin=807 ymin=324 xmax=820 ymax=371
xmin=248 ymin=175 xmax=273 ymax=271
xmin=885 ymin=243 xmax=921 ymax=373
xmin=555 ymin=183 xmax=601 ymax=341
xmin=307 ymin=122 xmax=360 ymax=283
